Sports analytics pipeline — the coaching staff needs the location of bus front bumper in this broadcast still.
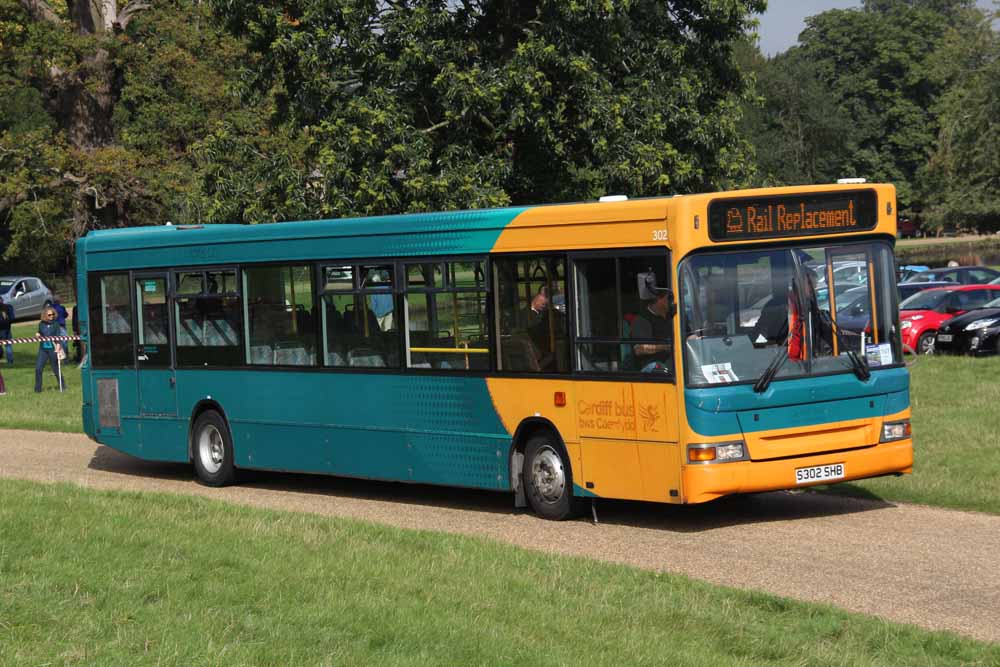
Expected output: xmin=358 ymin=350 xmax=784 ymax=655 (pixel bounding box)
xmin=681 ymin=440 xmax=913 ymax=504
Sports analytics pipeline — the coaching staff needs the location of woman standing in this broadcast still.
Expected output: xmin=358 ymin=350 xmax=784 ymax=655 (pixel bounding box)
xmin=35 ymin=307 xmax=64 ymax=393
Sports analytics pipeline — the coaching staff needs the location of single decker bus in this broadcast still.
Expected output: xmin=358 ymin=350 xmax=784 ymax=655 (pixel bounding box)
xmin=78 ymin=182 xmax=912 ymax=519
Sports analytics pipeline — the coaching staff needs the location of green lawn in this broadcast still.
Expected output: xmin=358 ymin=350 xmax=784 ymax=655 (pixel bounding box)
xmin=822 ymin=355 xmax=1000 ymax=514
xmin=0 ymin=319 xmax=83 ymax=432
xmin=0 ymin=479 xmax=995 ymax=666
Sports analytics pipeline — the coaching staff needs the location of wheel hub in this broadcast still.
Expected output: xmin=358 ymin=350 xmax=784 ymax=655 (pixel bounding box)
xmin=531 ymin=446 xmax=565 ymax=503
xmin=198 ymin=425 xmax=224 ymax=474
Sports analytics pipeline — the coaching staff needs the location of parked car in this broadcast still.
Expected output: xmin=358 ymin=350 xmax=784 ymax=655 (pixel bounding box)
xmin=899 ymin=285 xmax=1000 ymax=354
xmin=901 ymin=266 xmax=1000 ymax=285
xmin=0 ymin=275 xmax=53 ymax=320
xmin=935 ymin=295 xmax=1000 ymax=356
xmin=896 ymin=264 xmax=929 ymax=282
xmin=898 ymin=280 xmax=954 ymax=302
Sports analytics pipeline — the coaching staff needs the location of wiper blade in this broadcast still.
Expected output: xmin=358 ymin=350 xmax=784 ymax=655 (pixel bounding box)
xmin=753 ymin=347 xmax=788 ymax=393
xmin=822 ymin=311 xmax=871 ymax=381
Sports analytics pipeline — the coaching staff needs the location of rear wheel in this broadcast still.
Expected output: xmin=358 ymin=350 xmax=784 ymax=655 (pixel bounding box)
xmin=917 ymin=331 xmax=936 ymax=355
xmin=523 ymin=434 xmax=581 ymax=521
xmin=192 ymin=410 xmax=236 ymax=487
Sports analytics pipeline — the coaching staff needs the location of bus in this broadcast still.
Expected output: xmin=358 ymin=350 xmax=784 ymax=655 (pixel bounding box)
xmin=77 ymin=183 xmax=912 ymax=520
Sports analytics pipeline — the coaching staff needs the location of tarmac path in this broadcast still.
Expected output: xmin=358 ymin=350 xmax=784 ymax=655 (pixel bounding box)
xmin=1 ymin=428 xmax=998 ymax=644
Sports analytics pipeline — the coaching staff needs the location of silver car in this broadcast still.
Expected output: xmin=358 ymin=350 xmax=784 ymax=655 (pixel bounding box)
xmin=0 ymin=276 xmax=54 ymax=320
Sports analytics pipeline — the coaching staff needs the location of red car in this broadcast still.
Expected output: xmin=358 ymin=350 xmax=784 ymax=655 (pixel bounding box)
xmin=900 ymin=285 xmax=1000 ymax=354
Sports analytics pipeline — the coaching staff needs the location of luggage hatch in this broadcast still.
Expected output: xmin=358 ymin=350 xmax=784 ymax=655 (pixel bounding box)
xmin=736 ymin=395 xmax=885 ymax=461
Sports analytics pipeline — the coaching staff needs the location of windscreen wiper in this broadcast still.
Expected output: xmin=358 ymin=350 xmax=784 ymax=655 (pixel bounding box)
xmin=753 ymin=346 xmax=788 ymax=393
xmin=821 ymin=310 xmax=871 ymax=381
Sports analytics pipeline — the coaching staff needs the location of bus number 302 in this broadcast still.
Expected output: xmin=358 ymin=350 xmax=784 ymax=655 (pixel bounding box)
xmin=652 ymin=229 xmax=668 ymax=241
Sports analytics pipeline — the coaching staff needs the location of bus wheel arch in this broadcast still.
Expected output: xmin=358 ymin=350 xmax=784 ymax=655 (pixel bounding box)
xmin=510 ymin=419 xmax=581 ymax=520
xmin=188 ymin=401 xmax=236 ymax=487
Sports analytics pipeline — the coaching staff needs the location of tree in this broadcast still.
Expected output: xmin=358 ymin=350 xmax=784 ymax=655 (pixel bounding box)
xmin=740 ymin=42 xmax=858 ymax=187
xmin=205 ymin=0 xmax=766 ymax=221
xmin=795 ymin=0 xmax=977 ymax=210
xmin=0 ymin=0 xmax=249 ymax=273
xmin=920 ymin=9 xmax=1000 ymax=231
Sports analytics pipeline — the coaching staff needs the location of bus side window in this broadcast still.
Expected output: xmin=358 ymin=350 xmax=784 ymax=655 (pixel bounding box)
xmin=573 ymin=254 xmax=672 ymax=375
xmin=494 ymin=255 xmax=568 ymax=373
xmin=403 ymin=260 xmax=488 ymax=371
xmin=88 ymin=273 xmax=134 ymax=367
xmin=320 ymin=264 xmax=400 ymax=369
xmin=243 ymin=265 xmax=317 ymax=367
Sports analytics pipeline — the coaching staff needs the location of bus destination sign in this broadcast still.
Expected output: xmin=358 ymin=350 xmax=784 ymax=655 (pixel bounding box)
xmin=708 ymin=190 xmax=878 ymax=241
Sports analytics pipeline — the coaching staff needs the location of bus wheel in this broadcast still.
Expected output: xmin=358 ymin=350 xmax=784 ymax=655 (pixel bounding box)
xmin=917 ymin=332 xmax=936 ymax=355
xmin=192 ymin=411 xmax=236 ymax=487
xmin=523 ymin=435 xmax=580 ymax=521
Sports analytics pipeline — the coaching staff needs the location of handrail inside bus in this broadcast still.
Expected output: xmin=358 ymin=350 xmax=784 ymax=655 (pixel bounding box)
xmin=409 ymin=347 xmax=488 ymax=354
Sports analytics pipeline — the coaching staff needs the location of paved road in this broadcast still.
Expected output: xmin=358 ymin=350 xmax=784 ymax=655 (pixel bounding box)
xmin=2 ymin=428 xmax=998 ymax=644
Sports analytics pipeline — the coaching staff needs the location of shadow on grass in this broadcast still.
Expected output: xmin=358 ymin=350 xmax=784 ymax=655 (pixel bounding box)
xmin=86 ymin=444 xmax=895 ymax=533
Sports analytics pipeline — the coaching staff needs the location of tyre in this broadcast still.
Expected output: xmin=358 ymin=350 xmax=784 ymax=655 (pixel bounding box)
xmin=522 ymin=434 xmax=581 ymax=521
xmin=192 ymin=410 xmax=236 ymax=487
xmin=917 ymin=331 xmax=936 ymax=355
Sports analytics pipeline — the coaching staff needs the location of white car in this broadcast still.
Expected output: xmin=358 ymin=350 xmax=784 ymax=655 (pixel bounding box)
xmin=0 ymin=275 xmax=54 ymax=320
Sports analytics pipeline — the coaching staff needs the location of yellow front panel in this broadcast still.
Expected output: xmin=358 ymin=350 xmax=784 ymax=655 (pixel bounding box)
xmin=579 ymin=439 xmax=681 ymax=503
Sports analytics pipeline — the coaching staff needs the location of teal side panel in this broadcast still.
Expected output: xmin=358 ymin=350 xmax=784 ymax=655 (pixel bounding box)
xmin=174 ymin=370 xmax=512 ymax=490
xmin=685 ymin=366 xmax=910 ymax=437
xmin=83 ymin=207 xmax=530 ymax=271
xmin=89 ymin=370 xmax=143 ymax=457
xmin=138 ymin=419 xmax=189 ymax=463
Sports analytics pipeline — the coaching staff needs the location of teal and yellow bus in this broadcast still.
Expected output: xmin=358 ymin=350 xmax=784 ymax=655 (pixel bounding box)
xmin=78 ymin=183 xmax=912 ymax=519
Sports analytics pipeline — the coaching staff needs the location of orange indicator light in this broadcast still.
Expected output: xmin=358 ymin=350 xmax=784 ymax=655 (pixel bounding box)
xmin=689 ymin=447 xmax=717 ymax=462
xmin=554 ymin=392 xmax=566 ymax=407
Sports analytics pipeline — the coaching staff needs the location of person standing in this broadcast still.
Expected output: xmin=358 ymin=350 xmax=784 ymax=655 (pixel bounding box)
xmin=0 ymin=295 xmax=13 ymax=364
xmin=50 ymin=293 xmax=69 ymax=337
xmin=35 ymin=307 xmax=64 ymax=393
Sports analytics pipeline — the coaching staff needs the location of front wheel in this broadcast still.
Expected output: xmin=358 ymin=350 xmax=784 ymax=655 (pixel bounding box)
xmin=523 ymin=435 xmax=581 ymax=521
xmin=917 ymin=331 xmax=936 ymax=355
xmin=192 ymin=410 xmax=236 ymax=487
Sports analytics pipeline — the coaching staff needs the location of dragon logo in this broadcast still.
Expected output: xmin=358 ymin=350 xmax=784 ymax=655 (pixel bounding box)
xmin=638 ymin=404 xmax=660 ymax=431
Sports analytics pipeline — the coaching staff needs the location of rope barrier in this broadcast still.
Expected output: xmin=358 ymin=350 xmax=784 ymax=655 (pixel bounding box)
xmin=0 ymin=335 xmax=82 ymax=346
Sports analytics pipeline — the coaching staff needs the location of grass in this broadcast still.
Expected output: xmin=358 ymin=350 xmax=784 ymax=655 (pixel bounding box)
xmin=3 ymin=316 xmax=1000 ymax=514
xmin=821 ymin=355 xmax=1000 ymax=514
xmin=1 ymin=479 xmax=996 ymax=666
xmin=0 ymin=319 xmax=83 ymax=432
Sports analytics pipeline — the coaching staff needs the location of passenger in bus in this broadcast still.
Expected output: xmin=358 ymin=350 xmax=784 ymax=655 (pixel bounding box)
xmin=518 ymin=286 xmax=565 ymax=371
xmin=631 ymin=273 xmax=672 ymax=372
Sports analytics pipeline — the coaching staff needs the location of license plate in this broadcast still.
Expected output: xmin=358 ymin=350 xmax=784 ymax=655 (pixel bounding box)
xmin=937 ymin=334 xmax=953 ymax=342
xmin=794 ymin=463 xmax=845 ymax=485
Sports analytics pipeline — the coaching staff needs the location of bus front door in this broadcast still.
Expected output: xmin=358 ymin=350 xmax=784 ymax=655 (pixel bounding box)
xmin=133 ymin=274 xmax=183 ymax=457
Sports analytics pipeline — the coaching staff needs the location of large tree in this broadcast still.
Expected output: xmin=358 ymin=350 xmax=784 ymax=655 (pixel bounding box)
xmin=0 ymin=0 xmax=248 ymax=273
xmin=794 ymin=0 xmax=977 ymax=210
xmin=740 ymin=41 xmax=858 ymax=187
xmin=205 ymin=0 xmax=766 ymax=222
xmin=919 ymin=8 xmax=1000 ymax=231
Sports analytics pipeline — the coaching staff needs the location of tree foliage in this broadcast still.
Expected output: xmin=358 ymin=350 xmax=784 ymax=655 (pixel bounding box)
xmin=204 ymin=0 xmax=765 ymax=222
xmin=743 ymin=0 xmax=992 ymax=224
xmin=0 ymin=0 xmax=250 ymax=273
xmin=919 ymin=9 xmax=1000 ymax=231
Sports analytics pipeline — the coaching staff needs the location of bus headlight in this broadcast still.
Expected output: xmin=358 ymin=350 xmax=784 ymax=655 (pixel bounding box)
xmin=688 ymin=441 xmax=748 ymax=464
xmin=880 ymin=420 xmax=912 ymax=442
